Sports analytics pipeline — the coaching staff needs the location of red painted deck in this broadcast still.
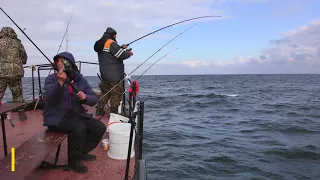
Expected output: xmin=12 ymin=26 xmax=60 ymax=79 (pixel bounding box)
xmin=0 ymin=106 xmax=135 ymax=180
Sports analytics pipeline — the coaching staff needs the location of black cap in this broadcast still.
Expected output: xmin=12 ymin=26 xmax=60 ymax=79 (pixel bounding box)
xmin=106 ymin=27 xmax=117 ymax=36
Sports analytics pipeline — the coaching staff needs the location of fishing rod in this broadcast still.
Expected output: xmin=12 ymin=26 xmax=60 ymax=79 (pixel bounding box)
xmin=126 ymin=15 xmax=222 ymax=46
xmin=57 ymin=8 xmax=74 ymax=54
xmin=48 ymin=9 xmax=75 ymax=75
xmin=97 ymin=23 xmax=197 ymax=102
xmin=0 ymin=7 xmax=79 ymax=93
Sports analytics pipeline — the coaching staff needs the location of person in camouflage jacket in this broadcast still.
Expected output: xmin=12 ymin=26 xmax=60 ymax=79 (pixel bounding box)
xmin=0 ymin=26 xmax=28 ymax=120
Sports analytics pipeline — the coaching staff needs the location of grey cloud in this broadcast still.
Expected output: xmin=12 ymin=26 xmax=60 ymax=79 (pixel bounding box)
xmin=269 ymin=20 xmax=320 ymax=47
xmin=269 ymin=38 xmax=291 ymax=45
xmin=317 ymin=47 xmax=320 ymax=56
xmin=259 ymin=55 xmax=267 ymax=60
xmin=246 ymin=57 xmax=260 ymax=65
xmin=261 ymin=48 xmax=288 ymax=63
xmin=289 ymin=44 xmax=298 ymax=48
xmin=235 ymin=19 xmax=320 ymax=73
xmin=290 ymin=52 xmax=312 ymax=61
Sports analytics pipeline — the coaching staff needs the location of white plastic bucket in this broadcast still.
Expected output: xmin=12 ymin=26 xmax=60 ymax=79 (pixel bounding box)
xmin=107 ymin=123 xmax=135 ymax=160
xmin=107 ymin=113 xmax=129 ymax=131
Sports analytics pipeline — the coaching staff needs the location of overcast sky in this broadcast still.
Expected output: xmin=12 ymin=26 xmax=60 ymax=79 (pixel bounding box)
xmin=1 ymin=0 xmax=319 ymax=76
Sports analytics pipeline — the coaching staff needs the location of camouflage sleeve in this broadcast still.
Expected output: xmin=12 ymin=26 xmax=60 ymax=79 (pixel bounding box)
xmin=17 ymin=41 xmax=27 ymax=64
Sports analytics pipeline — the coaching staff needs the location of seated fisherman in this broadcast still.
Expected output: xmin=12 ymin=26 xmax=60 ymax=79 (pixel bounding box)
xmin=43 ymin=51 xmax=106 ymax=173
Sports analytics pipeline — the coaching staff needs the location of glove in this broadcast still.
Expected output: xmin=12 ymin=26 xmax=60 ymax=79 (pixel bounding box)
xmin=129 ymin=51 xmax=133 ymax=56
xmin=121 ymin=44 xmax=128 ymax=49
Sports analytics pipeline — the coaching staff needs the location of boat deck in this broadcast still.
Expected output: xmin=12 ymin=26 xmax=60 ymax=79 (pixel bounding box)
xmin=0 ymin=106 xmax=135 ymax=180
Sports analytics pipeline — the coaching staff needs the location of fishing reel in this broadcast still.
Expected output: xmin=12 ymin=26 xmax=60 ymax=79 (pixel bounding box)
xmin=121 ymin=44 xmax=132 ymax=51
xmin=125 ymin=75 xmax=132 ymax=85
xmin=61 ymin=59 xmax=74 ymax=77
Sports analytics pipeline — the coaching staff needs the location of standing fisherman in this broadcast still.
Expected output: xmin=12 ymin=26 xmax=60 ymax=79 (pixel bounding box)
xmin=0 ymin=26 xmax=27 ymax=120
xmin=94 ymin=27 xmax=133 ymax=116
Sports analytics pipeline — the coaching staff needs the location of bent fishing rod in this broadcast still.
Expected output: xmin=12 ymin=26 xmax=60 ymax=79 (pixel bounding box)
xmin=126 ymin=15 xmax=222 ymax=46
xmin=0 ymin=7 xmax=79 ymax=93
xmin=97 ymin=24 xmax=197 ymax=102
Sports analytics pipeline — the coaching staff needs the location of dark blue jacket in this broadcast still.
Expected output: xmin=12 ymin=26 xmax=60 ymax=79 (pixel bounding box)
xmin=43 ymin=52 xmax=98 ymax=126
xmin=95 ymin=33 xmax=131 ymax=82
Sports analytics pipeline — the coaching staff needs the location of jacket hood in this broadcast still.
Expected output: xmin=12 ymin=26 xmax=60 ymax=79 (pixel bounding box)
xmin=0 ymin=27 xmax=18 ymax=39
xmin=103 ymin=32 xmax=116 ymax=42
xmin=53 ymin=51 xmax=79 ymax=71
xmin=105 ymin=27 xmax=117 ymax=36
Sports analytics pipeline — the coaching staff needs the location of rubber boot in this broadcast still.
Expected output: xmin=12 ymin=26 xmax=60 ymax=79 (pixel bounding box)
xmin=109 ymin=107 xmax=118 ymax=114
xmin=69 ymin=152 xmax=88 ymax=173
xmin=95 ymin=108 xmax=105 ymax=116
xmin=79 ymin=153 xmax=97 ymax=161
